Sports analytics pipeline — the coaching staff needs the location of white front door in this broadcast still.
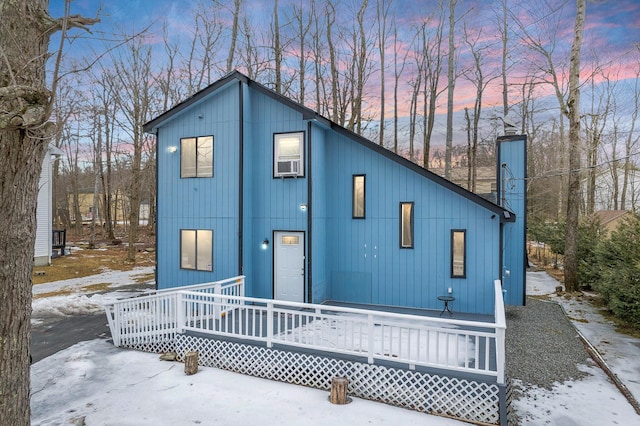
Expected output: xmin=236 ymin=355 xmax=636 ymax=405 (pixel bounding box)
xmin=274 ymin=231 xmax=305 ymax=302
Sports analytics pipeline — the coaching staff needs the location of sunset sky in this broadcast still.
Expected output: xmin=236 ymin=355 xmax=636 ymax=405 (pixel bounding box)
xmin=49 ymin=0 xmax=640 ymax=148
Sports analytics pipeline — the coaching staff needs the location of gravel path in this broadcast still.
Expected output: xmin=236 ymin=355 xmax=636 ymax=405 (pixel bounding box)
xmin=505 ymin=296 xmax=593 ymax=424
xmin=506 ymin=296 xmax=591 ymax=389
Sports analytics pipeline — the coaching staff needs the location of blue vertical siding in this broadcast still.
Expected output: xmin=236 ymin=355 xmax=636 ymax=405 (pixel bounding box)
xmin=152 ymin=74 xmax=510 ymax=315
xmin=310 ymin=124 xmax=329 ymax=303
xmin=156 ymin=82 xmax=240 ymax=289
xmin=243 ymin=88 xmax=309 ymax=299
xmin=499 ymin=136 xmax=527 ymax=306
xmin=320 ymin=133 xmax=501 ymax=314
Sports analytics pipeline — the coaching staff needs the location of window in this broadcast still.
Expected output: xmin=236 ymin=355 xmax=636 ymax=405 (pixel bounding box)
xmin=281 ymin=235 xmax=300 ymax=245
xmin=274 ymin=132 xmax=304 ymax=177
xmin=352 ymin=175 xmax=365 ymax=219
xmin=181 ymin=136 xmax=213 ymax=178
xmin=451 ymin=230 xmax=466 ymax=278
xmin=400 ymin=202 xmax=414 ymax=248
xmin=181 ymin=229 xmax=213 ymax=271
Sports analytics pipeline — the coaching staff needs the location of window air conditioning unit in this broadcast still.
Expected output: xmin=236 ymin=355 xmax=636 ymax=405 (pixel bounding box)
xmin=277 ymin=159 xmax=300 ymax=176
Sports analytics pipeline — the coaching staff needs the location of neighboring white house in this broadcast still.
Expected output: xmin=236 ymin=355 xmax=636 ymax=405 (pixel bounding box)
xmin=34 ymin=144 xmax=63 ymax=266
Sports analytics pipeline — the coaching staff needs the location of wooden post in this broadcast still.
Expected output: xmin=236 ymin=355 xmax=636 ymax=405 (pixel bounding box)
xmin=184 ymin=351 xmax=198 ymax=375
xmin=329 ymin=377 xmax=350 ymax=404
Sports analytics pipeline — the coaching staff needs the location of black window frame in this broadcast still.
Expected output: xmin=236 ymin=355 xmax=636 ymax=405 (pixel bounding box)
xmin=352 ymin=174 xmax=366 ymax=219
xmin=399 ymin=202 xmax=414 ymax=249
xmin=451 ymin=229 xmax=466 ymax=278
xmin=180 ymin=135 xmax=214 ymax=178
xmin=180 ymin=229 xmax=214 ymax=271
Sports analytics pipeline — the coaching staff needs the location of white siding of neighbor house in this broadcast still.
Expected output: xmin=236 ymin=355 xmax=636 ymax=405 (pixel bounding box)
xmin=34 ymin=145 xmax=62 ymax=266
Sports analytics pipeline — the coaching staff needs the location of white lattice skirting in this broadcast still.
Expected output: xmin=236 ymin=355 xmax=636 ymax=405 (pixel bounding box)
xmin=129 ymin=334 xmax=499 ymax=425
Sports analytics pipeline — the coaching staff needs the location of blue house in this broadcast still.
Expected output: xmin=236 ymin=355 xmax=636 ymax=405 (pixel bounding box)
xmin=144 ymin=71 xmax=526 ymax=315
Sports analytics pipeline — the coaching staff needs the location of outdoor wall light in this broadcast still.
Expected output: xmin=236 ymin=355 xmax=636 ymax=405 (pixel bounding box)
xmin=167 ymin=146 xmax=177 ymax=153
xmin=262 ymin=238 xmax=269 ymax=250
xmin=299 ymin=203 xmax=307 ymax=212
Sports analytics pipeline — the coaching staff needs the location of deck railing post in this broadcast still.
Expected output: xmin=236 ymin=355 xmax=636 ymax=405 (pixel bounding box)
xmin=367 ymin=314 xmax=374 ymax=364
xmin=494 ymin=279 xmax=507 ymax=385
xmin=214 ymin=283 xmax=222 ymax=319
xmin=496 ymin=327 xmax=506 ymax=385
xmin=266 ymin=301 xmax=274 ymax=348
xmin=176 ymin=292 xmax=185 ymax=333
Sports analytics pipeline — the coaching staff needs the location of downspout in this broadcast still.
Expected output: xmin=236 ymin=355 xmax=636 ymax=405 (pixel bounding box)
xmin=238 ymin=81 xmax=244 ymax=276
xmin=307 ymin=120 xmax=313 ymax=303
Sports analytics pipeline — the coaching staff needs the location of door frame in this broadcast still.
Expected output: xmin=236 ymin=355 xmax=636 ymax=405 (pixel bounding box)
xmin=272 ymin=230 xmax=306 ymax=303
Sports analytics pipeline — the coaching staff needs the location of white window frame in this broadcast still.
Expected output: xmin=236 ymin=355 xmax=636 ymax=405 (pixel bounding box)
xmin=274 ymin=132 xmax=304 ymax=178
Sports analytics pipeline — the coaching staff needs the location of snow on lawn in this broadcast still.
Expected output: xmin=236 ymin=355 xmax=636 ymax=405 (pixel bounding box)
xmin=29 ymin=267 xmax=640 ymax=425
xmin=528 ymin=269 xmax=640 ymax=408
xmin=30 ymin=339 xmax=462 ymax=426
xmin=32 ymin=266 xmax=154 ymax=321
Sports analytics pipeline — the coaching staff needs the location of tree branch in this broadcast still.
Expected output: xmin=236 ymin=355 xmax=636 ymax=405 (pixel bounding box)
xmin=44 ymin=14 xmax=101 ymax=37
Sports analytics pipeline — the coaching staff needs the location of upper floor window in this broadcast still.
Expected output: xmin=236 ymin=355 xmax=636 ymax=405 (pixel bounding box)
xmin=353 ymin=175 xmax=366 ymax=219
xmin=181 ymin=136 xmax=213 ymax=178
xmin=180 ymin=229 xmax=213 ymax=271
xmin=400 ymin=202 xmax=414 ymax=249
xmin=451 ymin=229 xmax=466 ymax=278
xmin=274 ymin=132 xmax=304 ymax=177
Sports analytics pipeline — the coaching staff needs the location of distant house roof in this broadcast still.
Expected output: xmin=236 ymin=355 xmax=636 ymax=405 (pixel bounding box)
xmin=143 ymin=70 xmax=516 ymax=223
xmin=594 ymin=210 xmax=631 ymax=226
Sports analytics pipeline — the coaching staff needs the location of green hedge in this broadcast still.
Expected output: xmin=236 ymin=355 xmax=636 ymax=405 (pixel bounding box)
xmin=593 ymin=213 xmax=640 ymax=329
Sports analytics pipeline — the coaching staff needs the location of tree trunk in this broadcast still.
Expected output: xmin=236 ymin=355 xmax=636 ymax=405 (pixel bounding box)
xmin=226 ymin=0 xmax=242 ymax=73
xmin=0 ymin=2 xmax=50 ymax=422
xmin=563 ymin=0 xmax=586 ymax=293
xmin=272 ymin=0 xmax=281 ymax=94
xmin=444 ymin=0 xmax=457 ymax=179
xmin=0 ymin=129 xmax=45 ymax=424
xmin=184 ymin=351 xmax=199 ymax=375
xmin=329 ymin=377 xmax=350 ymax=404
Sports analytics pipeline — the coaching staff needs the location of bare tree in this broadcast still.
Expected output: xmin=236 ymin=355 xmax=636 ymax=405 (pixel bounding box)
xmin=515 ymin=1 xmax=572 ymax=217
xmin=290 ymin=0 xmax=313 ymax=104
xmin=444 ymin=0 xmax=458 ymax=179
xmin=326 ymin=0 xmax=340 ymax=122
xmin=392 ymin=23 xmax=407 ymax=154
xmin=420 ymin=4 xmax=446 ymax=169
xmin=0 ymin=2 xmax=97 ymax=422
xmin=272 ymin=0 xmax=282 ymax=93
xmin=350 ymin=0 xmax=373 ymax=135
xmin=110 ymin=34 xmax=156 ymax=262
xmin=408 ymin=27 xmax=424 ymax=161
xmin=376 ymin=0 xmax=392 ymax=146
xmin=184 ymin=2 xmax=224 ymax=95
xmin=309 ymin=0 xmax=328 ymax=114
xmin=563 ymin=0 xmax=586 ymax=292
xmin=462 ymin=23 xmax=498 ymax=192
xmin=225 ymin=0 xmax=242 ymax=73
xmin=499 ymin=0 xmax=509 ymax=117
xmin=583 ymin=66 xmax=613 ymax=214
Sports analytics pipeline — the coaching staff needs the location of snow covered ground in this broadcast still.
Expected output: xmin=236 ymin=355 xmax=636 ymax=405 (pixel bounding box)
xmin=30 ymin=268 xmax=640 ymax=425
xmin=516 ymin=271 xmax=640 ymax=425
xmin=31 ymin=266 xmax=154 ymax=321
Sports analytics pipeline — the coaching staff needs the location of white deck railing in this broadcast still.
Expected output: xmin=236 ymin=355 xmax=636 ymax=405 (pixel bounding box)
xmin=104 ymin=276 xmax=245 ymax=347
xmin=105 ymin=276 xmax=507 ymax=384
